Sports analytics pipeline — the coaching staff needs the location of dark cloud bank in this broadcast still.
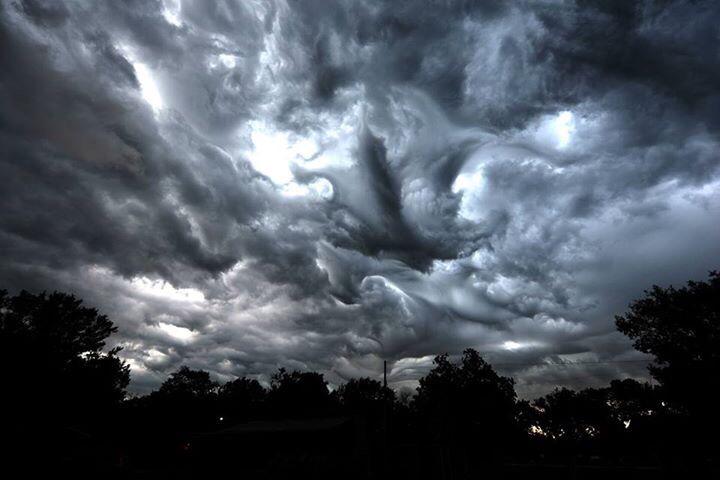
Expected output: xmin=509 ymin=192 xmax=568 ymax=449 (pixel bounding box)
xmin=1 ymin=0 xmax=719 ymax=398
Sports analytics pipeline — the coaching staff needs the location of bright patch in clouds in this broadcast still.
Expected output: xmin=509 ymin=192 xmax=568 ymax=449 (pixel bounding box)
xmin=552 ymin=111 xmax=575 ymax=149
xmin=117 ymin=44 xmax=164 ymax=113
xmin=156 ymin=322 xmax=197 ymax=342
xmin=452 ymin=169 xmax=484 ymax=194
xmin=130 ymin=276 xmax=205 ymax=303
xmin=502 ymin=340 xmax=539 ymax=351
xmin=532 ymin=110 xmax=576 ymax=149
xmin=452 ymin=167 xmax=485 ymax=221
xmin=282 ymin=178 xmax=334 ymax=199
xmin=247 ymin=121 xmax=318 ymax=185
xmin=245 ymin=121 xmax=337 ymax=199
xmin=502 ymin=341 xmax=524 ymax=351
xmin=133 ymin=63 xmax=164 ymax=112
xmin=161 ymin=0 xmax=182 ymax=27
xmin=218 ymin=54 xmax=237 ymax=69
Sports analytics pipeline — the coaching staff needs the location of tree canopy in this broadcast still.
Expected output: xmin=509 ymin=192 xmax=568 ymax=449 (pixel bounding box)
xmin=414 ymin=349 xmax=517 ymax=442
xmin=267 ymin=368 xmax=334 ymax=418
xmin=157 ymin=366 xmax=219 ymax=399
xmin=615 ymin=271 xmax=720 ymax=421
xmin=0 ymin=289 xmax=129 ymax=423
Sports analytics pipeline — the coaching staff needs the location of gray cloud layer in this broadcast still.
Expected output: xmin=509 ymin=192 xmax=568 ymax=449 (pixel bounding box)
xmin=2 ymin=0 xmax=719 ymax=398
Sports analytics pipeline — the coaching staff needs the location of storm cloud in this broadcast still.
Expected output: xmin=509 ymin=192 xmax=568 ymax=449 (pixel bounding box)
xmin=1 ymin=0 xmax=719 ymax=398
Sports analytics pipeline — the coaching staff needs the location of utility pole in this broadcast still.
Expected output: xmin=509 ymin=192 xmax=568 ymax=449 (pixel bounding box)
xmin=383 ymin=360 xmax=387 ymax=389
xmin=382 ymin=360 xmax=389 ymax=475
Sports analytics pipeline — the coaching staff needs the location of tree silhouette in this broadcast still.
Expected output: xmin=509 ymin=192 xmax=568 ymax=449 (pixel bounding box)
xmin=267 ymin=368 xmax=335 ymax=418
xmin=533 ymin=387 xmax=615 ymax=442
xmin=334 ymin=376 xmax=395 ymax=441
xmin=605 ymin=379 xmax=661 ymax=428
xmin=217 ymin=377 xmax=267 ymax=422
xmin=157 ymin=366 xmax=219 ymax=399
xmin=0 ymin=289 xmax=130 ymax=476
xmin=529 ymin=382 xmax=669 ymax=465
xmin=147 ymin=366 xmax=220 ymax=432
xmin=335 ymin=377 xmax=394 ymax=415
xmin=414 ymin=348 xmax=517 ymax=470
xmin=0 ymin=289 xmax=129 ymax=425
xmin=615 ymin=271 xmax=720 ymax=424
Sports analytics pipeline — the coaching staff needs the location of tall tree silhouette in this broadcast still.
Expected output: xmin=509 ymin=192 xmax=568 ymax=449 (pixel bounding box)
xmin=615 ymin=271 xmax=720 ymax=426
xmin=415 ymin=349 xmax=516 ymax=431
xmin=413 ymin=349 xmax=517 ymax=473
xmin=0 ymin=290 xmax=129 ymax=425
xmin=267 ymin=368 xmax=335 ymax=418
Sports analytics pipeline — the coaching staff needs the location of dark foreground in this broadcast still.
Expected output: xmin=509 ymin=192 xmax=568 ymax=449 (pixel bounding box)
xmin=8 ymin=415 xmax=718 ymax=480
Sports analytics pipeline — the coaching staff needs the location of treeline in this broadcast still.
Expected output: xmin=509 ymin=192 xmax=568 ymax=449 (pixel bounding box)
xmin=118 ymin=353 xmax=676 ymax=474
xmin=1 ymin=271 xmax=718 ymax=478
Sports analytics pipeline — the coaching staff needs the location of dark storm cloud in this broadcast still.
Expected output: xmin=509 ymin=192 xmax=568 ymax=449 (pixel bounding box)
xmin=1 ymin=0 xmax=718 ymax=396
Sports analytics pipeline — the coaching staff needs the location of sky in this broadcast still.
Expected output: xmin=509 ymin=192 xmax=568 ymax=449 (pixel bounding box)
xmin=1 ymin=0 xmax=719 ymax=399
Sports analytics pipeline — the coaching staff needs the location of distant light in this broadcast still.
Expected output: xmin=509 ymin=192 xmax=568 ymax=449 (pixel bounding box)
xmin=219 ymin=416 xmax=224 ymax=422
xmin=623 ymin=419 xmax=631 ymax=429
